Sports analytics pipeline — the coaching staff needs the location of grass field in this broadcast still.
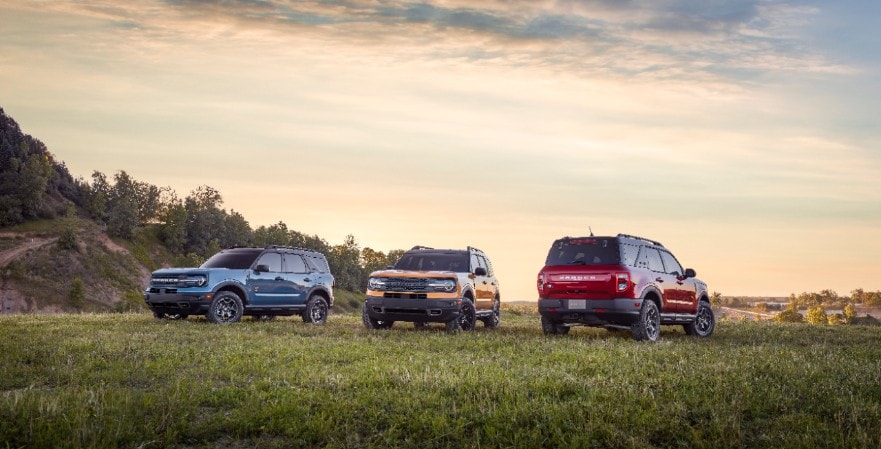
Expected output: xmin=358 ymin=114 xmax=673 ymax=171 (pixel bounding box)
xmin=2 ymin=311 xmax=881 ymax=449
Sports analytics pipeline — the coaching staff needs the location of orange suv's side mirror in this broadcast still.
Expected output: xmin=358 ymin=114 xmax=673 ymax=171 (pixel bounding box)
xmin=474 ymin=267 xmax=487 ymax=276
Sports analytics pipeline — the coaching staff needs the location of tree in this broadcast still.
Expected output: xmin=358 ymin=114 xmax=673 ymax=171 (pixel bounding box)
xmin=361 ymin=247 xmax=390 ymax=275
xmin=222 ymin=210 xmax=252 ymax=247
xmin=83 ymin=171 xmax=110 ymax=222
xmin=107 ymin=196 xmax=138 ymax=239
xmin=850 ymin=288 xmax=865 ymax=304
xmin=710 ymin=291 xmax=722 ymax=307
xmin=159 ymin=201 xmax=187 ymax=253
xmin=135 ymin=183 xmax=162 ymax=224
xmin=253 ymin=221 xmax=289 ymax=247
xmin=806 ymin=305 xmax=827 ymax=325
xmin=183 ymin=186 xmax=226 ymax=256
xmin=328 ymin=235 xmax=362 ymax=291
xmin=17 ymin=153 xmax=51 ymax=218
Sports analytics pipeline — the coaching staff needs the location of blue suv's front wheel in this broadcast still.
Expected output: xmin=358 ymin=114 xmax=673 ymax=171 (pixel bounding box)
xmin=207 ymin=291 xmax=244 ymax=324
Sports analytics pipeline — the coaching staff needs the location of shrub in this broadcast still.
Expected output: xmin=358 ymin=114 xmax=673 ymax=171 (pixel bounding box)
xmin=775 ymin=308 xmax=804 ymax=323
xmin=851 ymin=315 xmax=881 ymax=326
xmin=68 ymin=277 xmax=85 ymax=310
xmin=827 ymin=313 xmax=845 ymax=325
xmin=806 ymin=305 xmax=827 ymax=325
xmin=844 ymin=303 xmax=857 ymax=323
xmin=115 ymin=290 xmax=146 ymax=312
xmin=173 ymin=253 xmax=204 ymax=268
xmin=57 ymin=226 xmax=77 ymax=250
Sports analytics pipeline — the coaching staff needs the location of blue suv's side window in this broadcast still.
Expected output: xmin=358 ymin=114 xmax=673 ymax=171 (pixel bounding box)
xmin=255 ymin=252 xmax=282 ymax=272
xmin=285 ymin=254 xmax=308 ymax=273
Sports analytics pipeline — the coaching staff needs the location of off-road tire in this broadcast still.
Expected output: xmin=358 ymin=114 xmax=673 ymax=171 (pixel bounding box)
xmin=302 ymin=294 xmax=329 ymax=324
xmin=541 ymin=315 xmax=570 ymax=335
xmin=206 ymin=291 xmax=244 ymax=324
xmin=684 ymin=301 xmax=715 ymax=337
xmin=446 ymin=298 xmax=476 ymax=333
xmin=481 ymin=299 xmax=501 ymax=329
xmin=362 ymin=303 xmax=394 ymax=329
xmin=153 ymin=311 xmax=187 ymax=320
xmin=631 ymin=300 xmax=661 ymax=341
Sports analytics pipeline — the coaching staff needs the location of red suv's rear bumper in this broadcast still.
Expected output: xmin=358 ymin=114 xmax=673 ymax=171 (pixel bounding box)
xmin=538 ymin=297 xmax=643 ymax=326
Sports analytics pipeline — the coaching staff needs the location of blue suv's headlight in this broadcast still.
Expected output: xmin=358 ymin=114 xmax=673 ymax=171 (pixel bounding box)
xmin=180 ymin=275 xmax=208 ymax=287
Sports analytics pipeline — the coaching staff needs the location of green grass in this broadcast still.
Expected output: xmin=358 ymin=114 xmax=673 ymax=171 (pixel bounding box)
xmin=2 ymin=313 xmax=880 ymax=449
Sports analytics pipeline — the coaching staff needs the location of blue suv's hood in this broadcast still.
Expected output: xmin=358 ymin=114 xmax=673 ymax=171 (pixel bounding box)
xmin=151 ymin=267 xmax=208 ymax=276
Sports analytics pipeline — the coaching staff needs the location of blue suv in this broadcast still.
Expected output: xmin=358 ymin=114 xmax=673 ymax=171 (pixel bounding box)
xmin=144 ymin=246 xmax=335 ymax=324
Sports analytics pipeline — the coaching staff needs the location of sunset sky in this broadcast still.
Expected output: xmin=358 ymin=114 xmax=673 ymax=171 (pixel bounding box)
xmin=2 ymin=0 xmax=879 ymax=300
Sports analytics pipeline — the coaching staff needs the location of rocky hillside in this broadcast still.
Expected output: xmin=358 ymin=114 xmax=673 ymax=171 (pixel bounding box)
xmin=0 ymin=218 xmax=168 ymax=313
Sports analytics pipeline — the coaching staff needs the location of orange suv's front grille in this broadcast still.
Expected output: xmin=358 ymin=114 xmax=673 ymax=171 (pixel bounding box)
xmin=384 ymin=278 xmax=430 ymax=292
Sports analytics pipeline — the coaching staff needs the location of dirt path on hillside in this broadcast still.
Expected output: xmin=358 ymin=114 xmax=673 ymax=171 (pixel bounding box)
xmin=0 ymin=234 xmax=58 ymax=268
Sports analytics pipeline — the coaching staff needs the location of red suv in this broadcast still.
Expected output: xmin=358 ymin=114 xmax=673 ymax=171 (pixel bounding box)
xmin=537 ymin=234 xmax=714 ymax=341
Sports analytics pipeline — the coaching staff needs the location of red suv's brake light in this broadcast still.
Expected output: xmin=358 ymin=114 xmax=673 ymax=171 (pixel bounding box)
xmin=537 ymin=273 xmax=546 ymax=293
xmin=616 ymin=272 xmax=630 ymax=292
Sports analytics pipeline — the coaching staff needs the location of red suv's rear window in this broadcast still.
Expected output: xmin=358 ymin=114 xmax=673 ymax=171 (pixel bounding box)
xmin=545 ymin=238 xmax=621 ymax=266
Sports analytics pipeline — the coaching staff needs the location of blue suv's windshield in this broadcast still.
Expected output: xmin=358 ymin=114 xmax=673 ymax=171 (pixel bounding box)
xmin=201 ymin=249 xmax=263 ymax=269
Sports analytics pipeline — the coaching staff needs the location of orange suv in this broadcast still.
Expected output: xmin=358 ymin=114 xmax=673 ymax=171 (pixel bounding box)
xmin=362 ymin=246 xmax=501 ymax=332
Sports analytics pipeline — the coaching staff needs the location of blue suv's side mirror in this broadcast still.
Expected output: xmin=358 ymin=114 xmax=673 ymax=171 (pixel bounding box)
xmin=254 ymin=264 xmax=270 ymax=273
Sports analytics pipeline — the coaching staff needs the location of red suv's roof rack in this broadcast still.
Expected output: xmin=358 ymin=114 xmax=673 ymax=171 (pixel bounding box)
xmin=616 ymin=233 xmax=664 ymax=247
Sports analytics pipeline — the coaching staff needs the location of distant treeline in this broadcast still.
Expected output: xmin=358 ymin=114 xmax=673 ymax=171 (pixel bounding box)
xmin=0 ymin=106 xmax=402 ymax=291
xmin=715 ymin=289 xmax=881 ymax=309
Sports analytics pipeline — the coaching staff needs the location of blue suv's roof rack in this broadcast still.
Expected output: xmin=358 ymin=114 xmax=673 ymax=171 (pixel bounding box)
xmin=264 ymin=245 xmax=324 ymax=254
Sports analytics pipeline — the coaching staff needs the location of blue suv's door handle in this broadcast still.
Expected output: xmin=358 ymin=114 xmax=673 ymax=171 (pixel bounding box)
xmin=274 ymin=276 xmax=284 ymax=281
xmin=304 ymin=278 xmax=312 ymax=282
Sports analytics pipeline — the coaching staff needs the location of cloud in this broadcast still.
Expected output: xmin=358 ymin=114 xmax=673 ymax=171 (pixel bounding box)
xmin=3 ymin=0 xmax=848 ymax=90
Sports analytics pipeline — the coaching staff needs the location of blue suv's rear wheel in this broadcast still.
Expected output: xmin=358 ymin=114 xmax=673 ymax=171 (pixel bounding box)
xmin=303 ymin=294 xmax=329 ymax=324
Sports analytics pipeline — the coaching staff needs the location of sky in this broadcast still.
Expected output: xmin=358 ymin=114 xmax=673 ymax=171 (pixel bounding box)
xmin=1 ymin=0 xmax=880 ymax=300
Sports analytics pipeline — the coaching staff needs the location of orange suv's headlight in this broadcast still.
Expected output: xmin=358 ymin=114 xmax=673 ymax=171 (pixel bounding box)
xmin=368 ymin=277 xmax=386 ymax=291
xmin=428 ymin=279 xmax=456 ymax=292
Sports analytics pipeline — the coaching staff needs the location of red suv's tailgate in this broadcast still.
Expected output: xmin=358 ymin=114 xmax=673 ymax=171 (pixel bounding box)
xmin=540 ymin=265 xmax=621 ymax=299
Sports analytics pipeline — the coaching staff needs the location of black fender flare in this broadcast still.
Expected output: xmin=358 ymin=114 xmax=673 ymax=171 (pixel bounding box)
xmin=307 ymin=286 xmax=334 ymax=307
xmin=638 ymin=286 xmax=664 ymax=311
xmin=460 ymin=285 xmax=476 ymax=302
xmin=212 ymin=280 xmax=249 ymax=304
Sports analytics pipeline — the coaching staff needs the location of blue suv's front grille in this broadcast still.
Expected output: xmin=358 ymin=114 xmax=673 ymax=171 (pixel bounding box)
xmin=151 ymin=277 xmax=181 ymax=287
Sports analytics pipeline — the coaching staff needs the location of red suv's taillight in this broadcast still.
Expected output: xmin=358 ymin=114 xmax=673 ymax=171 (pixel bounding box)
xmin=616 ymin=272 xmax=630 ymax=292
xmin=537 ymin=273 xmax=546 ymax=293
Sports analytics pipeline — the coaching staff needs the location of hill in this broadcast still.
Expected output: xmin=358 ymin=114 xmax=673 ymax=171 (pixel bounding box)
xmin=1 ymin=313 xmax=880 ymax=448
xmin=1 ymin=219 xmax=160 ymax=313
xmin=1 ymin=105 xmax=397 ymax=313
